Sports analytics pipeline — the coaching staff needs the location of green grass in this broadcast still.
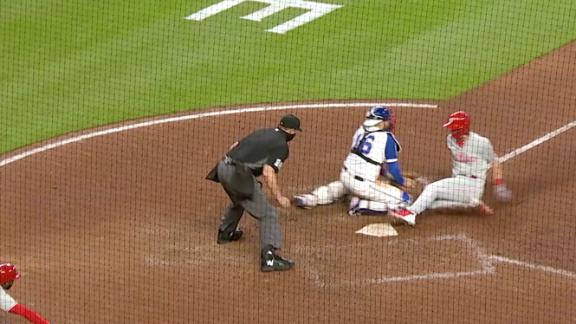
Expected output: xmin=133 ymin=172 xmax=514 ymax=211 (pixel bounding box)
xmin=1 ymin=0 xmax=575 ymax=152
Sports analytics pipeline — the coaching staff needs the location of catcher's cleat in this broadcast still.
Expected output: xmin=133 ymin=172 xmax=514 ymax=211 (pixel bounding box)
xmin=348 ymin=208 xmax=389 ymax=216
xmin=347 ymin=196 xmax=361 ymax=216
xmin=348 ymin=197 xmax=389 ymax=216
xmin=217 ymin=229 xmax=243 ymax=244
xmin=261 ymin=248 xmax=294 ymax=272
xmin=292 ymin=195 xmax=312 ymax=209
xmin=348 ymin=208 xmax=360 ymax=216
xmin=389 ymin=208 xmax=416 ymax=226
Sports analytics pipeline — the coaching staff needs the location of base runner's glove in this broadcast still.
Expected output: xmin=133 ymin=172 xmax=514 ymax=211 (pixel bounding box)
xmin=493 ymin=179 xmax=512 ymax=202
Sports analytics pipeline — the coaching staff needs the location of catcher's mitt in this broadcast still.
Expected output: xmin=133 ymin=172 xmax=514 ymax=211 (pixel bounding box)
xmin=388 ymin=171 xmax=430 ymax=196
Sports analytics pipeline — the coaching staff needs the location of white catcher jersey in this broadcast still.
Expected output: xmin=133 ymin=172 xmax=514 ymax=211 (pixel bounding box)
xmin=448 ymin=132 xmax=495 ymax=182
xmin=343 ymin=127 xmax=400 ymax=182
xmin=0 ymin=287 xmax=17 ymax=312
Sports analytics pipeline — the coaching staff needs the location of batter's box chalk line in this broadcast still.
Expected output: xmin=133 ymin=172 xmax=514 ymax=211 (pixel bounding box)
xmin=303 ymin=233 xmax=576 ymax=288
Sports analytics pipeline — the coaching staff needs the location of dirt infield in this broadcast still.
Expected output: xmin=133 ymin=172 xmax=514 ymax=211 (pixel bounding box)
xmin=1 ymin=43 xmax=575 ymax=323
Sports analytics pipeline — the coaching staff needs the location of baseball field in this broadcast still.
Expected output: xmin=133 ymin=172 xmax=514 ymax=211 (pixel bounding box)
xmin=1 ymin=1 xmax=575 ymax=323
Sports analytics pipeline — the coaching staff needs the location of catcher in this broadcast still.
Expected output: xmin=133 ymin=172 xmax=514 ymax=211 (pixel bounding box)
xmin=293 ymin=106 xmax=423 ymax=215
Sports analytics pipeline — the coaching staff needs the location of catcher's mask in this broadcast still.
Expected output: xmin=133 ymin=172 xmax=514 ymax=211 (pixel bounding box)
xmin=443 ymin=111 xmax=470 ymax=144
xmin=363 ymin=106 xmax=396 ymax=132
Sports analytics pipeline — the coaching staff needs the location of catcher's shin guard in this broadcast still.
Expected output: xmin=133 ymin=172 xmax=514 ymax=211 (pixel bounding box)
xmin=294 ymin=181 xmax=347 ymax=208
xmin=311 ymin=181 xmax=346 ymax=205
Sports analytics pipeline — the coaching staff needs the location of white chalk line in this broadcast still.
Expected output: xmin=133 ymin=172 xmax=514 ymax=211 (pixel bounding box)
xmin=365 ymin=270 xmax=488 ymax=284
xmin=0 ymin=102 xmax=436 ymax=168
xmin=499 ymin=119 xmax=576 ymax=162
xmin=489 ymin=255 xmax=576 ymax=279
xmin=325 ymin=233 xmax=493 ymax=287
xmin=141 ymin=233 xmax=576 ymax=286
xmin=318 ymin=233 xmax=576 ymax=288
xmin=1 ymin=100 xmax=573 ymax=168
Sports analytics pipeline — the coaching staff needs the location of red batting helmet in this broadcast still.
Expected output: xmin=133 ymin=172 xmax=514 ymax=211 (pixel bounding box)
xmin=0 ymin=264 xmax=20 ymax=285
xmin=443 ymin=111 xmax=470 ymax=133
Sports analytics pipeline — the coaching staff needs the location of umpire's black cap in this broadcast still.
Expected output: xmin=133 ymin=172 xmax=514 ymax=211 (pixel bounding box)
xmin=279 ymin=114 xmax=302 ymax=131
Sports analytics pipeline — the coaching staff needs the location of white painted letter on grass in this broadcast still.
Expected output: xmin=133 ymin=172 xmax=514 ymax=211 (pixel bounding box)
xmin=185 ymin=0 xmax=342 ymax=34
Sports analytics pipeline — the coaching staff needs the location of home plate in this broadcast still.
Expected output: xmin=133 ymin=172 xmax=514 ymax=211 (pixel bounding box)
xmin=355 ymin=223 xmax=398 ymax=237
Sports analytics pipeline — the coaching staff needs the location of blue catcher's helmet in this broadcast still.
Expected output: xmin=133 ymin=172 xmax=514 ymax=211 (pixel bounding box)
xmin=366 ymin=106 xmax=393 ymax=120
xmin=363 ymin=106 xmax=396 ymax=132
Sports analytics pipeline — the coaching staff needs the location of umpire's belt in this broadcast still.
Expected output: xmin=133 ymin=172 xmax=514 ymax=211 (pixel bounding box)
xmin=224 ymin=156 xmax=263 ymax=173
xmin=343 ymin=166 xmax=365 ymax=182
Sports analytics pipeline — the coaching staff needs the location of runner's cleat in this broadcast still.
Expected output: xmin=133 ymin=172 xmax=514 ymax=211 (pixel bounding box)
xmin=389 ymin=208 xmax=416 ymax=226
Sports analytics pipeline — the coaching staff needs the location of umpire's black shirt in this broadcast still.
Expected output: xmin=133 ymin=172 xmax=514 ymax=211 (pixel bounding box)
xmin=227 ymin=128 xmax=291 ymax=176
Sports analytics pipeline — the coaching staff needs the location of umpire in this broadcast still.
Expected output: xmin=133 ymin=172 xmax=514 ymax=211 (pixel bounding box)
xmin=206 ymin=114 xmax=302 ymax=272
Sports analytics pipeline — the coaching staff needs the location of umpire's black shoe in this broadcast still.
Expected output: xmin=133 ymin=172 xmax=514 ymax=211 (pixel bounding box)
xmin=260 ymin=249 xmax=294 ymax=272
xmin=217 ymin=229 xmax=243 ymax=244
